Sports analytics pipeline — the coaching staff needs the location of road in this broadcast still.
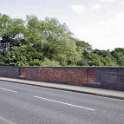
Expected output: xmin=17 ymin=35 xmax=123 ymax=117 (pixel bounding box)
xmin=0 ymin=81 xmax=123 ymax=124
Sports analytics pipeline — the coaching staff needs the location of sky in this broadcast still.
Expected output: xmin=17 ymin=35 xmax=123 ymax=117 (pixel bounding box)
xmin=0 ymin=0 xmax=124 ymax=50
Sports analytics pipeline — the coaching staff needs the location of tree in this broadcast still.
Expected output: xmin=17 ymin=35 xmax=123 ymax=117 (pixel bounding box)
xmin=87 ymin=50 xmax=117 ymax=66
xmin=0 ymin=14 xmax=12 ymax=37
xmin=0 ymin=13 xmax=123 ymax=67
xmin=111 ymin=48 xmax=124 ymax=66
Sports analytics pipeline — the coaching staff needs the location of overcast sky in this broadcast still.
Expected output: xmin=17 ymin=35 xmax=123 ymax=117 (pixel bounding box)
xmin=0 ymin=0 xmax=124 ymax=49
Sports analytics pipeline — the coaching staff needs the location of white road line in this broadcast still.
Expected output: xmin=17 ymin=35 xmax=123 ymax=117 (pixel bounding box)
xmin=0 ymin=87 xmax=17 ymax=93
xmin=34 ymin=95 xmax=95 ymax=111
xmin=0 ymin=116 xmax=16 ymax=124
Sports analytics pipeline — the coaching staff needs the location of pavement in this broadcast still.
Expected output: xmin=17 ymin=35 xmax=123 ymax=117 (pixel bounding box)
xmin=0 ymin=79 xmax=123 ymax=124
xmin=0 ymin=77 xmax=124 ymax=99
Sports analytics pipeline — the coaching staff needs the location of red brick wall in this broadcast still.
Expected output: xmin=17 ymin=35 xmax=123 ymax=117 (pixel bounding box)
xmin=20 ymin=67 xmax=97 ymax=86
xmin=87 ymin=68 xmax=96 ymax=83
xmin=0 ymin=66 xmax=123 ymax=90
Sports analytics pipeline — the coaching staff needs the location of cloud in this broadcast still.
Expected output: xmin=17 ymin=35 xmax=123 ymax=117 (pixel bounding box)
xmin=99 ymin=20 xmax=106 ymax=25
xmin=121 ymin=1 xmax=124 ymax=5
xmin=92 ymin=3 xmax=101 ymax=10
xmin=71 ymin=5 xmax=85 ymax=15
xmin=99 ymin=0 xmax=116 ymax=3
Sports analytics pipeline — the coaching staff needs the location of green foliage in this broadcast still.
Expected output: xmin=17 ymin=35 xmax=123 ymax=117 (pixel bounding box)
xmin=0 ymin=13 xmax=123 ymax=66
xmin=40 ymin=59 xmax=60 ymax=67
xmin=111 ymin=48 xmax=124 ymax=66
xmin=29 ymin=59 xmax=60 ymax=67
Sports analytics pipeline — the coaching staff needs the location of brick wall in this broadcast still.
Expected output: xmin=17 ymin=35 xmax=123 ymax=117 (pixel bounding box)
xmin=96 ymin=67 xmax=124 ymax=90
xmin=0 ymin=66 xmax=124 ymax=90
xmin=0 ymin=66 xmax=19 ymax=78
xmin=20 ymin=67 xmax=97 ymax=86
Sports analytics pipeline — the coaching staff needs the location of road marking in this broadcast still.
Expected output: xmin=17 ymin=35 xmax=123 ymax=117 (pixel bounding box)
xmin=0 ymin=116 xmax=15 ymax=124
xmin=34 ymin=95 xmax=95 ymax=111
xmin=0 ymin=87 xmax=17 ymax=93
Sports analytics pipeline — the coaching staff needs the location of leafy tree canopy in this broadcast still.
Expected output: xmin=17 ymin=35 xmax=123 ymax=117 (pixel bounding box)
xmin=0 ymin=13 xmax=123 ymax=67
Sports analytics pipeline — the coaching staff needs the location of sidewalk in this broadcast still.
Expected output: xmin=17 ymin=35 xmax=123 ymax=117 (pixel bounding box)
xmin=0 ymin=77 xmax=124 ymax=99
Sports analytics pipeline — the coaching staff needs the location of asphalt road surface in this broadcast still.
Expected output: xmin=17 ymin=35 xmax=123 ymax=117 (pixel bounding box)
xmin=0 ymin=81 xmax=124 ymax=124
